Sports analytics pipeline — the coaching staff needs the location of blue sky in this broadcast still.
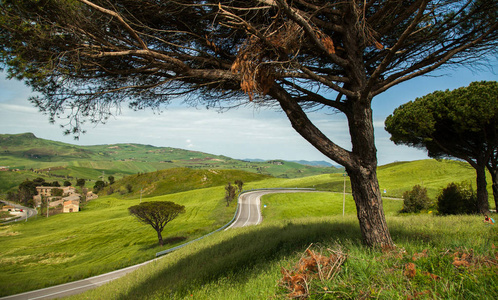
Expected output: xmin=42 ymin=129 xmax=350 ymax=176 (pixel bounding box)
xmin=0 ymin=64 xmax=496 ymax=166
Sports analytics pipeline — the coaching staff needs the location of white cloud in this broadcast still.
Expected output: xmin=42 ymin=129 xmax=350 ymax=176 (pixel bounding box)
xmin=1 ymin=64 xmax=496 ymax=166
xmin=0 ymin=103 xmax=38 ymax=114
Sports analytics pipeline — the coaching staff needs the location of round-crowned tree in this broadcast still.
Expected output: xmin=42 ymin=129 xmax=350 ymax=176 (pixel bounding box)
xmin=128 ymin=201 xmax=186 ymax=246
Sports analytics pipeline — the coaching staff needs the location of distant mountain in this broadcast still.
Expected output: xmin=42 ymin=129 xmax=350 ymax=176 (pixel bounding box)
xmin=242 ymin=158 xmax=340 ymax=168
xmin=290 ymin=160 xmax=340 ymax=168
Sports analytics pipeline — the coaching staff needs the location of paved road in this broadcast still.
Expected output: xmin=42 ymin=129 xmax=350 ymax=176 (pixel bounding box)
xmin=0 ymin=200 xmax=37 ymax=224
xmin=226 ymin=189 xmax=316 ymax=229
xmin=0 ymin=259 xmax=160 ymax=300
xmin=0 ymin=189 xmax=315 ymax=300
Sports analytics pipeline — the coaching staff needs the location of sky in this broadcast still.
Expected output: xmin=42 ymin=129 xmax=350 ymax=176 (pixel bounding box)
xmin=0 ymin=64 xmax=497 ymax=166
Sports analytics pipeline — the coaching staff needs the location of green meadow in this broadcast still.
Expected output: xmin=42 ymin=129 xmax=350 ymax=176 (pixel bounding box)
xmin=0 ymin=159 xmax=497 ymax=299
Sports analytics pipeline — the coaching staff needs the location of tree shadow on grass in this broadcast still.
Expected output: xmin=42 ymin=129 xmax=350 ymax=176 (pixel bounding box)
xmin=139 ymin=236 xmax=188 ymax=251
xmin=106 ymin=217 xmax=464 ymax=300
xmin=114 ymin=220 xmax=363 ymax=299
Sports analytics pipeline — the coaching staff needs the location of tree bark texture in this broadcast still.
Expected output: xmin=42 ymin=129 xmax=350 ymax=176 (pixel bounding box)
xmin=475 ymin=160 xmax=490 ymax=214
xmin=157 ymin=230 xmax=164 ymax=247
xmin=487 ymin=166 xmax=498 ymax=212
xmin=348 ymin=165 xmax=392 ymax=247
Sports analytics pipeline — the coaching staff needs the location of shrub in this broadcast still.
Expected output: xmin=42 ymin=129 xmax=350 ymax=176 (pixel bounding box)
xmin=437 ymin=182 xmax=478 ymax=215
xmin=401 ymin=185 xmax=432 ymax=213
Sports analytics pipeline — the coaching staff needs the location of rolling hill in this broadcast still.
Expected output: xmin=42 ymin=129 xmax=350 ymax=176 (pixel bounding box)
xmin=0 ymin=133 xmax=341 ymax=194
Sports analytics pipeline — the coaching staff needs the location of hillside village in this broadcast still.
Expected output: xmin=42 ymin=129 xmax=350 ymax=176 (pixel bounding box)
xmin=32 ymin=185 xmax=97 ymax=213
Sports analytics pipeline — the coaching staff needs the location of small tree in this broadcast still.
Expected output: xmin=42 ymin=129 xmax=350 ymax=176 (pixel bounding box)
xmin=63 ymin=180 xmax=72 ymax=187
xmin=108 ymin=176 xmax=115 ymax=185
xmin=235 ymin=180 xmax=244 ymax=194
xmin=93 ymin=180 xmax=106 ymax=193
xmin=129 ymin=201 xmax=186 ymax=246
xmin=437 ymin=182 xmax=478 ymax=215
xmin=52 ymin=188 xmax=63 ymax=197
xmin=225 ymin=182 xmax=236 ymax=206
xmin=401 ymin=185 xmax=432 ymax=213
xmin=76 ymin=179 xmax=85 ymax=189
xmin=126 ymin=184 xmax=133 ymax=193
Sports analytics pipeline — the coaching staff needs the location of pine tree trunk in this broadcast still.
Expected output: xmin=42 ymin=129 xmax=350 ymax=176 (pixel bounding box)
xmin=348 ymin=166 xmax=392 ymax=247
xmin=487 ymin=166 xmax=498 ymax=212
xmin=346 ymin=97 xmax=394 ymax=248
xmin=270 ymin=83 xmax=394 ymax=248
xmin=475 ymin=159 xmax=489 ymax=214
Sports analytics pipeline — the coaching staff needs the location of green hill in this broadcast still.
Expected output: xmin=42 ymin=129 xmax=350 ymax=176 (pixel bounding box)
xmin=107 ymin=168 xmax=271 ymax=198
xmin=0 ymin=133 xmax=340 ymax=194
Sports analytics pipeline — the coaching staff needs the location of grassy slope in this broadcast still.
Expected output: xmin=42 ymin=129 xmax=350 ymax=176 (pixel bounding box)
xmin=377 ymin=159 xmax=482 ymax=199
xmin=68 ymin=207 xmax=498 ymax=300
xmin=0 ymin=159 xmax=496 ymax=298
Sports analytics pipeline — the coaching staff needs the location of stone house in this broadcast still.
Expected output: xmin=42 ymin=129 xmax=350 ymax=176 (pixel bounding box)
xmin=63 ymin=200 xmax=80 ymax=213
xmin=34 ymin=186 xmax=77 ymax=207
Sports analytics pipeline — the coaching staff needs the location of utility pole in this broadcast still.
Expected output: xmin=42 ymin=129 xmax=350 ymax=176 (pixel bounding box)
xmin=343 ymin=172 xmax=347 ymax=217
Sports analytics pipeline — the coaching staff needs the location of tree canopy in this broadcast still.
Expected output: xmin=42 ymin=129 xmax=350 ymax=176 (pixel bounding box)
xmin=385 ymin=81 xmax=498 ymax=213
xmin=128 ymin=201 xmax=186 ymax=246
xmin=1 ymin=0 xmax=497 ymax=247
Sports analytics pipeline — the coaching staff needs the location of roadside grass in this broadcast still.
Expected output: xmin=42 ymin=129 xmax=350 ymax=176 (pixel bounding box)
xmin=260 ymin=192 xmax=403 ymax=219
xmin=66 ymin=191 xmax=497 ymax=299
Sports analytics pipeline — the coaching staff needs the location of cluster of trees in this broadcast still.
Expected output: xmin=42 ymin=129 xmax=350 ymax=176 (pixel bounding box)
xmin=225 ymin=180 xmax=244 ymax=206
xmin=402 ymin=182 xmax=479 ymax=215
xmin=92 ymin=176 xmax=115 ymax=193
xmin=386 ymin=81 xmax=498 ymax=214
xmin=1 ymin=0 xmax=497 ymax=247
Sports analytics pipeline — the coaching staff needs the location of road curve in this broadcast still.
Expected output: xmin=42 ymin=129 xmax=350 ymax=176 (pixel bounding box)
xmin=226 ymin=189 xmax=316 ymax=229
xmin=0 ymin=200 xmax=37 ymax=224
xmin=0 ymin=189 xmax=314 ymax=300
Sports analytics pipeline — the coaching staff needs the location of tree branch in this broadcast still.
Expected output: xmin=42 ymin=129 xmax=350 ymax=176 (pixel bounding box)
xmin=77 ymin=0 xmax=148 ymax=50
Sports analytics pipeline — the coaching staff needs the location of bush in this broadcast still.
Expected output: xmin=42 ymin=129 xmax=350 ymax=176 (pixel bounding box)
xmin=437 ymin=182 xmax=479 ymax=215
xmin=401 ymin=185 xmax=432 ymax=213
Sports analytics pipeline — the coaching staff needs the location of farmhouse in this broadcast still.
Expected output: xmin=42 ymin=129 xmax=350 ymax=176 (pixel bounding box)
xmin=33 ymin=186 xmax=77 ymax=206
xmin=63 ymin=200 xmax=79 ymax=213
xmin=33 ymin=186 xmax=95 ymax=214
xmin=36 ymin=186 xmax=75 ymax=197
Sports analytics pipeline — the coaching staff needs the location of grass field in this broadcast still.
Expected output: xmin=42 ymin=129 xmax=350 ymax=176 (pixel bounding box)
xmin=0 ymin=159 xmax=496 ymax=298
xmin=66 ymin=200 xmax=497 ymax=300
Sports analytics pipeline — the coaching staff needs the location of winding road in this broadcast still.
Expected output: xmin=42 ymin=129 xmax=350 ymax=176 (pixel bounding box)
xmin=0 ymin=200 xmax=37 ymax=224
xmin=226 ymin=189 xmax=316 ymax=229
xmin=0 ymin=189 xmax=314 ymax=300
